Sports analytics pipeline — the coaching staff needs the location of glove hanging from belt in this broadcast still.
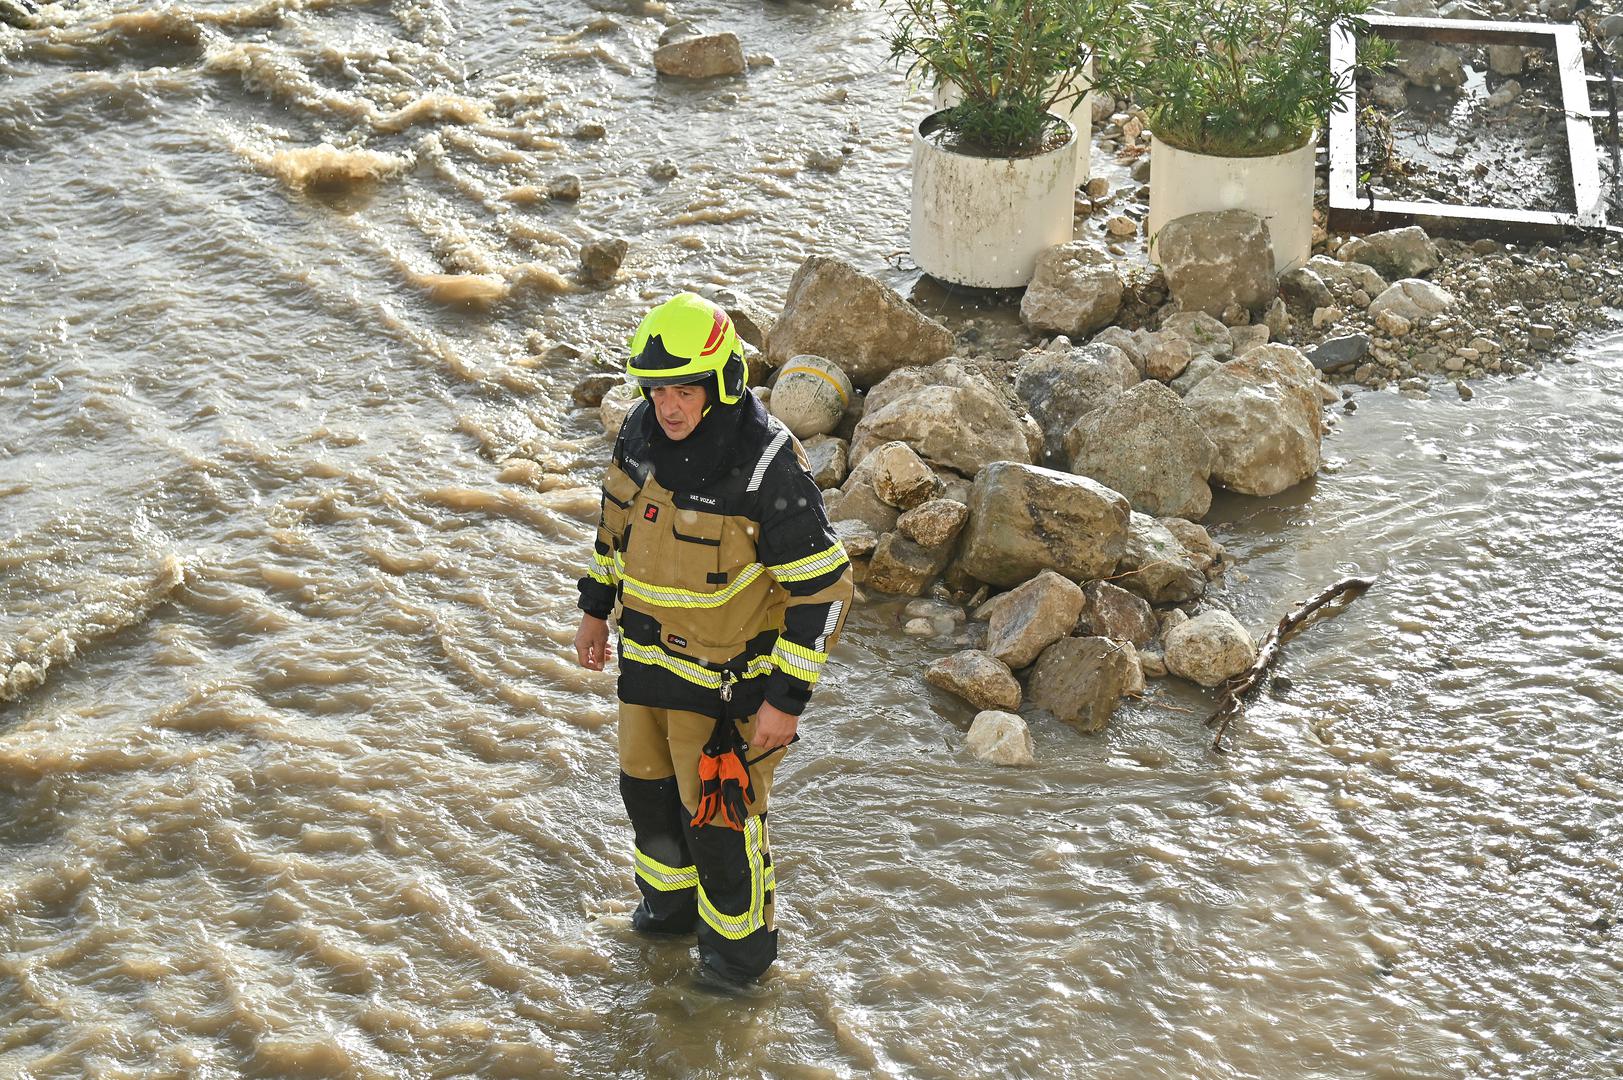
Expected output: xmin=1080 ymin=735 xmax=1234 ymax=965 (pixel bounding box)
xmin=691 ymin=671 xmax=754 ymax=831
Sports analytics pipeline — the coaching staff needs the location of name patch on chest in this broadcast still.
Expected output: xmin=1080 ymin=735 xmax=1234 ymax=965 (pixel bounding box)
xmin=643 ymin=505 xmax=659 ymax=522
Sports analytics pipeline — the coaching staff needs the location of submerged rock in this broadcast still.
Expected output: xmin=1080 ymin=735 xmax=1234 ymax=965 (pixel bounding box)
xmin=1027 ymin=636 xmax=1138 ymax=733
xmin=965 ymin=710 xmax=1035 ymax=766
xmin=927 ymin=650 xmax=1022 ymax=712
xmin=654 ymin=32 xmax=747 ymax=79
xmin=579 ymin=237 xmax=628 ymax=284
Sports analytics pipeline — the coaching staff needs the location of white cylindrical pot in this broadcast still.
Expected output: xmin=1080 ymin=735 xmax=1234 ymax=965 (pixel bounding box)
xmin=932 ymin=53 xmax=1093 ymax=182
xmin=1146 ymin=134 xmax=1317 ymax=275
xmin=911 ymin=111 xmax=1077 ymax=289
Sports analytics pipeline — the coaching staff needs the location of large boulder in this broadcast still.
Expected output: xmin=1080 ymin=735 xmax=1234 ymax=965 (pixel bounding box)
xmin=768 ymin=256 xmax=954 ymax=387
xmin=1080 ymin=581 xmax=1157 ymax=646
xmin=1014 ymin=339 xmax=1136 ymax=462
xmin=1019 ymin=241 xmax=1125 ymax=337
xmin=1156 ymin=210 xmax=1276 ymax=317
xmin=1367 ymin=278 xmax=1457 ymax=323
xmin=958 ymin=463 xmax=1131 ymax=587
xmin=653 ymin=32 xmax=747 ymax=79
xmin=1164 ymin=610 xmax=1256 ymax=687
xmin=1114 ymin=512 xmax=1206 ymax=604
xmin=849 ymin=365 xmax=1032 ymax=477
xmin=926 ymin=650 xmax=1022 ymax=712
xmin=1339 ymin=227 xmax=1440 ymax=281
xmin=1182 ymin=344 xmax=1323 ymax=497
xmin=984 ymin=570 xmax=1086 ymax=670
xmin=1027 ymin=636 xmax=1138 ymax=733
xmin=1065 ymin=381 xmax=1217 ymax=520
xmin=965 ymin=711 xmax=1035 ymax=766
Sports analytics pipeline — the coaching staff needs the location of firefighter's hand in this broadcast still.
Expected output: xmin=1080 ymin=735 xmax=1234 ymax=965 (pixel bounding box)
xmin=574 ymin=615 xmax=612 ymax=671
xmin=751 ymin=701 xmax=798 ymax=752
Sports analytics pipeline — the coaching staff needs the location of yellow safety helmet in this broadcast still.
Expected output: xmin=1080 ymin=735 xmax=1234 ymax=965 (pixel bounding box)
xmin=626 ymin=292 xmax=748 ymax=405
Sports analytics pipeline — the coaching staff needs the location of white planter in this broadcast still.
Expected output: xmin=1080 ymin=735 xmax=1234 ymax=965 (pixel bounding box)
xmin=911 ymin=111 xmax=1077 ymax=289
xmin=1146 ymin=134 xmax=1317 ymax=275
xmin=932 ymin=53 xmax=1093 ymax=182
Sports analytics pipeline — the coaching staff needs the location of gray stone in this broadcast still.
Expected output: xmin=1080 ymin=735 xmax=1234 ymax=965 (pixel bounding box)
xmin=958 ymin=463 xmax=1131 ymax=587
xmin=571 ymin=372 xmax=623 ymax=407
xmin=1159 ymin=517 xmax=1224 ymax=575
xmin=803 ymin=434 xmax=849 ymax=489
xmin=985 ymin=570 xmax=1086 ymax=669
xmin=1164 ymin=610 xmax=1256 ymax=687
xmin=1114 ymin=512 xmax=1206 ymax=604
xmin=1340 ymin=227 xmax=1441 ymax=281
xmin=1307 ymin=255 xmax=1386 ymax=298
xmin=1066 ymin=380 xmax=1217 ymax=521
xmin=653 ymin=32 xmax=747 ymax=79
xmin=1171 ymin=356 xmax=1221 ymax=397
xmin=1308 ymin=334 xmax=1371 ymax=371
xmin=768 ymin=256 xmax=954 ymax=387
xmin=830 ymin=468 xmax=899 ymax=536
xmin=1019 ymin=241 xmax=1126 ymax=337
xmin=850 ymin=364 xmax=1032 ymax=478
xmin=965 ymin=711 xmax=1035 ymax=766
xmin=1080 ymin=581 xmax=1157 ymax=646
xmin=547 ymin=174 xmax=582 ymax=201
xmin=1280 ymin=266 xmax=1334 ymax=310
xmin=1144 ymin=335 xmax=1194 ymax=381
xmin=1157 ymin=210 xmax=1276 ymax=318
xmin=1090 ymin=325 xmax=1154 ymax=372
xmin=1027 ymin=636 xmax=1138 ymax=733
xmin=1014 ymin=340 xmax=1136 ymax=461
xmin=868 ymin=532 xmax=952 ymax=597
xmin=831 ymin=518 xmax=878 ymax=559
xmin=897 ymin=498 xmax=969 ymax=549
xmin=1394 ymin=41 xmax=1465 ymax=88
xmin=1182 ymin=344 xmax=1324 ymax=497
xmin=1488 ymin=43 xmax=1524 ymax=74
xmin=1368 ymin=278 xmax=1457 ymax=322
xmin=1229 ymin=325 xmax=1270 ymax=357
xmin=866 ymin=441 xmax=938 ymax=510
xmin=579 ymin=237 xmax=628 ymax=284
xmin=926 ymin=650 xmax=1022 ymax=712
xmin=1160 ymin=311 xmax=1234 ymax=359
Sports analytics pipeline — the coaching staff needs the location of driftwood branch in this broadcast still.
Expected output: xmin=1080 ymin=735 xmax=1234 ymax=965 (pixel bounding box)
xmin=1207 ymin=576 xmax=1377 ymax=753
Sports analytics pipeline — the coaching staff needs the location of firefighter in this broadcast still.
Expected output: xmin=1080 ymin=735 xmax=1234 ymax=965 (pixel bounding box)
xmin=574 ymin=292 xmax=853 ymax=987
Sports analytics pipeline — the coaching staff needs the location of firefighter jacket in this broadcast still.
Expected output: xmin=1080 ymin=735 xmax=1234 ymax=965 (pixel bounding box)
xmin=578 ymin=397 xmax=853 ymax=721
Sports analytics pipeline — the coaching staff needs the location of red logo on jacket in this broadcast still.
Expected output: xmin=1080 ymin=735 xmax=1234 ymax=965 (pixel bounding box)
xmin=643 ymin=505 xmax=659 ymax=522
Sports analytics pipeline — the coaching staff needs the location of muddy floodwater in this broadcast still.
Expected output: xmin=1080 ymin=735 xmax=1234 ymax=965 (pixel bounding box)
xmin=2 ymin=1 xmax=1620 ymax=1077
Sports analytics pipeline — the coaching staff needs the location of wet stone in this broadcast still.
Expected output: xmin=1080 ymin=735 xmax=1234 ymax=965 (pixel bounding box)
xmin=547 ymin=174 xmax=582 ymax=201
xmin=965 ymin=710 xmax=1035 ymax=766
xmin=897 ymin=498 xmax=968 ymax=550
xmin=926 ymin=650 xmax=1021 ymax=712
xmin=571 ymin=372 xmax=623 ymax=407
xmin=867 ymin=532 xmax=951 ymax=597
xmin=1309 ymin=334 xmax=1371 ymax=371
xmin=1027 ymin=636 xmax=1137 ymax=733
xmin=579 ymin=237 xmax=628 ymax=284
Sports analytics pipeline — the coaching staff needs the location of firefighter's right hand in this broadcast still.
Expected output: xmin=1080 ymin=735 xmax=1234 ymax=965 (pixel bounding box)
xmin=575 ymin=615 xmax=612 ymax=671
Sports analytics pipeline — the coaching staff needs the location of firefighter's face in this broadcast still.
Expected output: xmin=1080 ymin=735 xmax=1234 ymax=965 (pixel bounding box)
xmin=650 ymin=384 xmax=707 ymax=441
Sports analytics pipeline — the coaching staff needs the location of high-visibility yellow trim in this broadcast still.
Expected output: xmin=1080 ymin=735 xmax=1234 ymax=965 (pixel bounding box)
xmin=766 ymin=542 xmax=848 ymax=584
xmin=614 ymin=555 xmax=768 ymax=609
xmin=586 ymin=567 xmax=615 ymax=587
xmin=635 ymin=848 xmax=699 ymax=892
xmin=770 ymin=639 xmax=828 ymax=683
xmin=620 ymin=638 xmax=774 ymax=691
xmin=697 ymin=817 xmax=768 ymax=940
